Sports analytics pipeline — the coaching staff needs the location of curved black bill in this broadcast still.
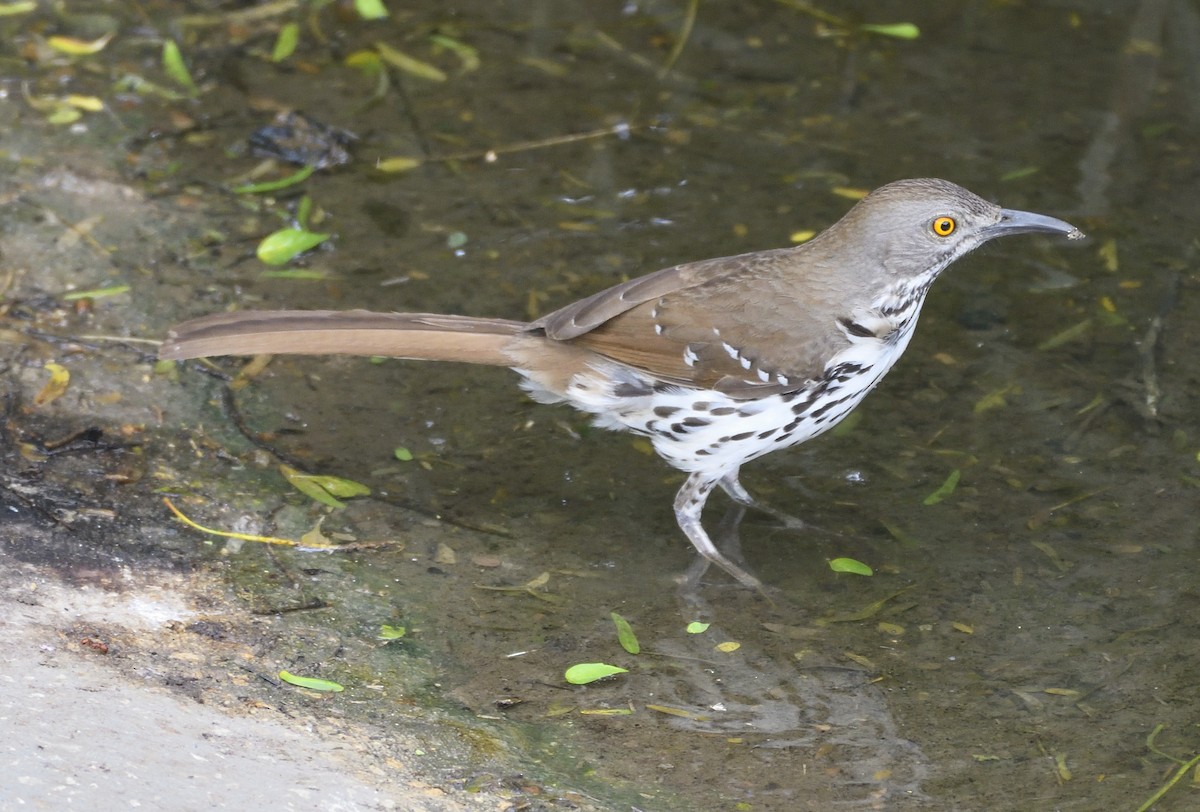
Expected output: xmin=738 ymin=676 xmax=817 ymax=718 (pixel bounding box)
xmin=988 ymin=208 xmax=1085 ymax=240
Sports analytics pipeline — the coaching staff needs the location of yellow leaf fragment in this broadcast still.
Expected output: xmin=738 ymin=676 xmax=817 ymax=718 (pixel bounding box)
xmin=34 ymin=363 xmax=70 ymax=407
xmin=162 ymin=497 xmax=304 ymax=547
xmin=578 ymin=707 xmax=632 ymax=715
xmin=299 ymin=518 xmax=333 ymax=547
xmin=65 ymin=94 xmax=104 ymax=111
xmin=1054 ymin=752 xmax=1072 ymax=781
xmin=951 ymin=621 xmax=974 ymax=634
xmin=47 ymin=32 xmax=115 ymax=55
xmin=345 ymin=50 xmax=383 ymax=72
xmin=831 ymin=186 xmax=869 ymax=200
xmin=279 ymin=670 xmax=344 ymax=692
xmin=630 ymin=438 xmax=654 ymax=456
xmin=1097 ymin=238 xmax=1118 ymax=272
xmin=645 ymin=704 xmax=709 ymax=721
xmin=714 ymin=641 xmax=741 ymax=653
xmin=376 ymin=156 xmax=423 ymax=172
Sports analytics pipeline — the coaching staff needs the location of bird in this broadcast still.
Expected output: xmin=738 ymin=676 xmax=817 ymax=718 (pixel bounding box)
xmin=160 ymin=178 xmax=1084 ymax=589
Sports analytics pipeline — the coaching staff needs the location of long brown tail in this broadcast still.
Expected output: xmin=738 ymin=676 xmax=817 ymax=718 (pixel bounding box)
xmin=159 ymin=310 xmax=528 ymax=366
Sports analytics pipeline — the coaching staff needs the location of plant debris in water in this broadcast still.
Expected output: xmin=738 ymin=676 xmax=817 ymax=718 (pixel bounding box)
xmin=279 ymin=670 xmax=344 ymax=693
xmin=828 ymin=557 xmax=873 ymax=576
xmin=564 ymin=663 xmax=628 ymax=685
xmin=610 ymin=612 xmax=640 ymax=655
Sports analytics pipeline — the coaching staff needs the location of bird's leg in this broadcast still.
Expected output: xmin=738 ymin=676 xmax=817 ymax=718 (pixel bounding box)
xmin=673 ymin=472 xmax=762 ymax=589
xmin=678 ymin=499 xmax=750 ymax=590
xmin=718 ymin=472 xmax=807 ymax=531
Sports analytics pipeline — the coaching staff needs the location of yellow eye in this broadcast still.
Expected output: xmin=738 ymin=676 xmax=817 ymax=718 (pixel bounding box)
xmin=932 ymin=216 xmax=956 ymax=237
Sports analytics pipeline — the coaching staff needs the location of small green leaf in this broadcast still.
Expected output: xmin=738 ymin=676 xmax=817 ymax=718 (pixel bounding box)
xmin=279 ymin=670 xmax=344 ymax=692
xmin=1000 ymin=166 xmax=1040 ymax=182
xmin=345 ymin=50 xmax=384 ymax=75
xmin=376 ymin=156 xmax=423 ymax=173
xmin=272 ymin=22 xmax=300 ymax=63
xmin=0 ymin=2 xmax=38 ymax=17
xmin=314 ymin=475 xmax=370 ymax=499
xmin=1037 ymin=318 xmax=1093 ymax=351
xmin=63 ymin=284 xmax=130 ymax=301
xmin=260 ymin=269 xmax=331 ymax=280
xmin=429 ymin=34 xmax=480 ymax=72
xmin=355 ymin=0 xmax=389 ymax=19
xmin=232 ymin=165 xmax=317 ymax=194
xmin=162 ymin=40 xmax=199 ymax=94
xmin=446 ymin=231 xmax=468 ymax=249
xmin=564 ymin=662 xmax=628 ymax=685
xmin=257 ymin=228 xmax=330 ymax=266
xmin=280 ymin=465 xmax=369 ymax=508
xmin=923 ymin=469 xmax=961 ymax=506
xmin=393 ymin=447 xmax=414 ymax=461
xmin=378 ymin=624 xmax=406 ymax=640
xmin=685 ymin=621 xmax=710 ymax=634
xmin=46 ymin=106 xmax=81 ymax=125
xmin=111 ymin=73 xmax=190 ymax=102
xmin=611 ymin=612 xmax=640 ymax=655
xmin=829 ymin=557 xmax=874 ymax=576
xmin=375 ymin=41 xmax=447 ymax=82
xmin=860 ymin=22 xmax=920 ymax=40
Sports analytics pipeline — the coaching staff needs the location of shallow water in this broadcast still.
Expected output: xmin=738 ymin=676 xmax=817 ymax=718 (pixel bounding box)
xmin=4 ymin=1 xmax=1199 ymax=809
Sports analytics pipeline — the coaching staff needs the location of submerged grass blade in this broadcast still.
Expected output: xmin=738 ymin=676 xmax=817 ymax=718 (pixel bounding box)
xmin=611 ymin=612 xmax=640 ymax=654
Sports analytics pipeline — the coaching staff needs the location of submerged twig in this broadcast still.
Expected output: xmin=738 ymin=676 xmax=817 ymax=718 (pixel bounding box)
xmin=658 ymin=0 xmax=699 ymax=79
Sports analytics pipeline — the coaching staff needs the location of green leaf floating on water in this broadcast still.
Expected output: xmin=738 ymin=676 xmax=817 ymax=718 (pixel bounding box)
xmin=860 ymin=22 xmax=920 ymax=39
xmin=280 ymin=464 xmax=370 ymax=508
xmin=564 ymin=663 xmax=628 ymax=685
xmin=923 ymin=469 xmax=961 ymax=506
xmin=257 ymin=228 xmax=331 ymax=266
xmin=686 ymin=621 xmax=710 ymax=634
xmin=611 ymin=612 xmax=640 ymax=654
xmin=355 ymin=0 xmax=389 ymax=20
xmin=829 ymin=557 xmax=874 ymax=576
xmin=162 ymin=40 xmax=198 ymax=94
xmin=271 ymin=22 xmax=300 ymax=62
xmin=233 ymin=165 xmax=317 ymax=195
xmin=279 ymin=670 xmax=344 ymax=692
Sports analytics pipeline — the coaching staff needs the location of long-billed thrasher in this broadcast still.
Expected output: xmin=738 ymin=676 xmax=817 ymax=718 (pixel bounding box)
xmin=161 ymin=178 xmax=1083 ymax=589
